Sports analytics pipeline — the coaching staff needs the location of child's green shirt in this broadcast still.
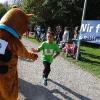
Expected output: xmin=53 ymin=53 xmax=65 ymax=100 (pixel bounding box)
xmin=38 ymin=41 xmax=60 ymax=63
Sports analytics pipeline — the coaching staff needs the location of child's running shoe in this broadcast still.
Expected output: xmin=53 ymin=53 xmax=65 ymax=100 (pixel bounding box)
xmin=43 ymin=78 xmax=47 ymax=86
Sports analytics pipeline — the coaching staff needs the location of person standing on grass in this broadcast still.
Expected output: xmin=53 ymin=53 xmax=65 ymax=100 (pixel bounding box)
xmin=59 ymin=27 xmax=69 ymax=49
xmin=32 ymin=31 xmax=60 ymax=86
xmin=62 ymin=27 xmax=69 ymax=43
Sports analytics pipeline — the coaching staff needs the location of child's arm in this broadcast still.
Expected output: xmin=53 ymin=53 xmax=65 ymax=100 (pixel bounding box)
xmin=31 ymin=48 xmax=40 ymax=53
xmin=31 ymin=48 xmax=39 ymax=53
xmin=53 ymin=52 xmax=60 ymax=59
xmin=31 ymin=42 xmax=45 ymax=53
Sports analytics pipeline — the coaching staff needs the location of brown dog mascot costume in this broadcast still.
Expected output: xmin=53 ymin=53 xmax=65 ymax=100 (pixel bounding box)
xmin=0 ymin=6 xmax=38 ymax=100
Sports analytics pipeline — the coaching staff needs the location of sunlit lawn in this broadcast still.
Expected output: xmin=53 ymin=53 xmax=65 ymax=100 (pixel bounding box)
xmin=78 ymin=44 xmax=100 ymax=78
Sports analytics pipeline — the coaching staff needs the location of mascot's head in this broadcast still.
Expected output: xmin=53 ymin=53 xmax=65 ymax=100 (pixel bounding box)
xmin=0 ymin=5 xmax=33 ymax=38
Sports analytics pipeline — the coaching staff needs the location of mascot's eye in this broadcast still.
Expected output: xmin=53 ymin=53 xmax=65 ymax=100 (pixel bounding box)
xmin=0 ymin=49 xmax=12 ymax=62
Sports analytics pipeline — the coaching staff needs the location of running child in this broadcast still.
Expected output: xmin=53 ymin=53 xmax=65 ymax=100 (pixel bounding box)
xmin=32 ymin=31 xmax=60 ymax=86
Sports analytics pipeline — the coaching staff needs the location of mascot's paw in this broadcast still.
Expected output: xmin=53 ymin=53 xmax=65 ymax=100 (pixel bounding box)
xmin=33 ymin=53 xmax=38 ymax=60
xmin=29 ymin=52 xmax=38 ymax=61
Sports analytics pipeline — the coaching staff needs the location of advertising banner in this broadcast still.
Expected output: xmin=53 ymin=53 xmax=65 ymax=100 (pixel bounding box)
xmin=79 ymin=20 xmax=100 ymax=44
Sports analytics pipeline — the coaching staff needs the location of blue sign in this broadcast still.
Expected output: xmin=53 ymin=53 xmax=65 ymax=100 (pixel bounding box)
xmin=79 ymin=20 xmax=100 ymax=44
xmin=0 ymin=43 xmax=2 ymax=48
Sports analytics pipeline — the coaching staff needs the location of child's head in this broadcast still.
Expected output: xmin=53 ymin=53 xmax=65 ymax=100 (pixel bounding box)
xmin=46 ymin=31 xmax=54 ymax=43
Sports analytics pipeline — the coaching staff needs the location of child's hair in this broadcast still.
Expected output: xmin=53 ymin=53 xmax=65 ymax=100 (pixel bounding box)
xmin=47 ymin=31 xmax=55 ymax=37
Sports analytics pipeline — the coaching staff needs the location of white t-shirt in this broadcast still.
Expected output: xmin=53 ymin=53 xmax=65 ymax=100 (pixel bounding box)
xmin=62 ymin=30 xmax=69 ymax=42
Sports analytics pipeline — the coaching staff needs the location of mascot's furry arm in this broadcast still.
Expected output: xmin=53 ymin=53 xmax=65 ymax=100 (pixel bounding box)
xmin=17 ymin=40 xmax=38 ymax=61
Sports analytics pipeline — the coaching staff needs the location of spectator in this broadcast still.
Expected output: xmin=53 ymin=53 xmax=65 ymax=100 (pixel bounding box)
xmin=62 ymin=27 xmax=69 ymax=42
xmin=59 ymin=27 xmax=69 ymax=49
xmin=55 ymin=25 xmax=63 ymax=44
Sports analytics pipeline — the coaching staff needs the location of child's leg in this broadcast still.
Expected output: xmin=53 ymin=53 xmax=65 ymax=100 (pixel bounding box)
xmin=43 ymin=61 xmax=51 ymax=78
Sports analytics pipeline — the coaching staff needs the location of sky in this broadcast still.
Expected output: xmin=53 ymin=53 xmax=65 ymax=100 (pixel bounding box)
xmin=0 ymin=0 xmax=20 ymax=5
xmin=0 ymin=0 xmax=8 ymax=4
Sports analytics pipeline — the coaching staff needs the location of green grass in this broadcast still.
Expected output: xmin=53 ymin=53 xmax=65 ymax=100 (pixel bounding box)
xmin=78 ymin=45 xmax=100 ymax=78
xmin=23 ymin=36 xmax=100 ymax=79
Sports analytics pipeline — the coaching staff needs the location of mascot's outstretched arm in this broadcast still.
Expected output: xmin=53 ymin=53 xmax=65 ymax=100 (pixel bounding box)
xmin=17 ymin=40 xmax=38 ymax=61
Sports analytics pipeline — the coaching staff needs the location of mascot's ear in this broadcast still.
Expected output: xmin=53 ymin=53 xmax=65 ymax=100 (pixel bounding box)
xmin=11 ymin=5 xmax=18 ymax=8
xmin=26 ymin=14 xmax=34 ymax=18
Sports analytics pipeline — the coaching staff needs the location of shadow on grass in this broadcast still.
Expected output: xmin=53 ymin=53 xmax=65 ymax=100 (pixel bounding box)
xmin=48 ymin=79 xmax=92 ymax=100
xmin=81 ymin=52 xmax=100 ymax=61
xmin=80 ymin=53 xmax=100 ymax=66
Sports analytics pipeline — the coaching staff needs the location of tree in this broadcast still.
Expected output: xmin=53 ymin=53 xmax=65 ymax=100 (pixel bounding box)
xmin=21 ymin=0 xmax=84 ymax=27
xmin=85 ymin=0 xmax=100 ymax=20
xmin=40 ymin=0 xmax=84 ymax=27
xmin=0 ymin=3 xmax=7 ymax=19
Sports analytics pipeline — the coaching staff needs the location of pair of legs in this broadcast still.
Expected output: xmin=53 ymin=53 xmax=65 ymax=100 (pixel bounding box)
xmin=43 ymin=61 xmax=51 ymax=79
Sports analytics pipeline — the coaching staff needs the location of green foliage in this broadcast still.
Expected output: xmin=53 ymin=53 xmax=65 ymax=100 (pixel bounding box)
xmin=21 ymin=0 xmax=44 ymax=24
xmin=0 ymin=4 xmax=7 ymax=19
xmin=21 ymin=0 xmax=84 ymax=26
xmin=85 ymin=0 xmax=100 ymax=19
xmin=19 ymin=0 xmax=100 ymax=26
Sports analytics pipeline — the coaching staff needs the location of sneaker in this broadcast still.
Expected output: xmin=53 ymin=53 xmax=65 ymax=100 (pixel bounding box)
xmin=43 ymin=78 xmax=47 ymax=86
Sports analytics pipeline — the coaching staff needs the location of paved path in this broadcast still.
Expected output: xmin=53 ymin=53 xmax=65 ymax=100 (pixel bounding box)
xmin=18 ymin=38 xmax=100 ymax=100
